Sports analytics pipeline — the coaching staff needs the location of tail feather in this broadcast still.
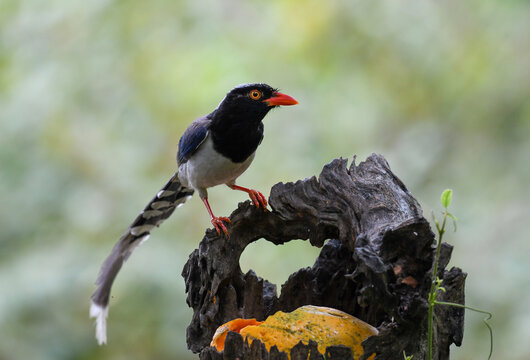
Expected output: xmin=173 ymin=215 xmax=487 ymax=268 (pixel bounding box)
xmin=90 ymin=173 xmax=193 ymax=344
xmin=90 ymin=302 xmax=109 ymax=345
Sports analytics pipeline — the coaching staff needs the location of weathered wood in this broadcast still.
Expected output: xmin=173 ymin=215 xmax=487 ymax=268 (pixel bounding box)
xmin=182 ymin=154 xmax=466 ymax=359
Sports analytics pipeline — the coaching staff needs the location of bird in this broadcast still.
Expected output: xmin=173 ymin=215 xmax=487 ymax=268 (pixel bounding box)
xmin=90 ymin=83 xmax=298 ymax=345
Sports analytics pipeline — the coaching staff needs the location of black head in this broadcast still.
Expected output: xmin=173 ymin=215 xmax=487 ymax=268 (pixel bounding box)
xmin=208 ymin=83 xmax=298 ymax=163
xmin=214 ymin=83 xmax=298 ymax=124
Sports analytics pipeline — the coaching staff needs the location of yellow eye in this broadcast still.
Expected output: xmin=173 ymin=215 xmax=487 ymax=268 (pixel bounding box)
xmin=249 ymin=90 xmax=262 ymax=100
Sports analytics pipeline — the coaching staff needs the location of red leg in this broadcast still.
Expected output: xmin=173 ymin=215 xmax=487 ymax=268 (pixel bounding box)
xmin=229 ymin=184 xmax=268 ymax=210
xmin=202 ymin=197 xmax=231 ymax=236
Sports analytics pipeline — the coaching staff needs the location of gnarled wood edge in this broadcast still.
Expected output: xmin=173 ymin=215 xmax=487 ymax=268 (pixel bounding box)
xmin=182 ymin=154 xmax=466 ymax=359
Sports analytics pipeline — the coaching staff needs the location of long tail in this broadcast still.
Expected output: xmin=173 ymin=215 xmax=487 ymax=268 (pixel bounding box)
xmin=90 ymin=173 xmax=194 ymax=345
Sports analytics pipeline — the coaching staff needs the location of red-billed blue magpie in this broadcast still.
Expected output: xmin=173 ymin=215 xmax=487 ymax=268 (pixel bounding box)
xmin=90 ymin=83 xmax=298 ymax=344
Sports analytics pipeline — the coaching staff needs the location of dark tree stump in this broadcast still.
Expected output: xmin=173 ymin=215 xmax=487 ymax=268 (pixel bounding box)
xmin=182 ymin=154 xmax=466 ymax=359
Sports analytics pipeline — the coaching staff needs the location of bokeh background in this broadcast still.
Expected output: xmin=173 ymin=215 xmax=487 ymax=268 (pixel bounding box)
xmin=1 ymin=0 xmax=529 ymax=359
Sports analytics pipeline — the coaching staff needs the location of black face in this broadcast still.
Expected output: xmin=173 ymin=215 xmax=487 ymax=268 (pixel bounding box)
xmin=209 ymin=83 xmax=298 ymax=163
xmin=216 ymin=83 xmax=279 ymax=122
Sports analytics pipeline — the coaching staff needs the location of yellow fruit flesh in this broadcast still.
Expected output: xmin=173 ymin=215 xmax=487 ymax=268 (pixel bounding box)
xmin=212 ymin=305 xmax=378 ymax=359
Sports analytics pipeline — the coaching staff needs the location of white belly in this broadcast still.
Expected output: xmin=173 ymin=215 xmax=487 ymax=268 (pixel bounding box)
xmin=178 ymin=137 xmax=255 ymax=193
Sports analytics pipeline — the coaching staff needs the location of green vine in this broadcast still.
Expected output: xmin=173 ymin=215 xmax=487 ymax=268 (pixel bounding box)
xmin=426 ymin=189 xmax=493 ymax=360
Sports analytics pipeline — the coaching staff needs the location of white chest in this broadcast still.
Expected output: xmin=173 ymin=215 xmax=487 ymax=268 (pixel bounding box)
xmin=177 ymin=136 xmax=255 ymax=192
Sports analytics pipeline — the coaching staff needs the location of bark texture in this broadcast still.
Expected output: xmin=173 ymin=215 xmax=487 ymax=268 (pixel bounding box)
xmin=182 ymin=154 xmax=466 ymax=359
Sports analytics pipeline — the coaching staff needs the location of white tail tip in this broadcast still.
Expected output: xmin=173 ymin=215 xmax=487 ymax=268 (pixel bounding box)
xmin=90 ymin=302 xmax=109 ymax=345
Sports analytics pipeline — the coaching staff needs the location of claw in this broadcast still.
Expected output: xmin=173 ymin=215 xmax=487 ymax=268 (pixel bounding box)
xmin=248 ymin=191 xmax=258 ymax=208
xmin=228 ymin=184 xmax=268 ymax=211
xmin=249 ymin=189 xmax=268 ymax=210
xmin=211 ymin=216 xmax=231 ymax=237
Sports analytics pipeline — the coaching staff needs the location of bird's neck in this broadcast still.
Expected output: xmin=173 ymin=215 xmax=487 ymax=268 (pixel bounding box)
xmin=209 ymin=109 xmax=265 ymax=163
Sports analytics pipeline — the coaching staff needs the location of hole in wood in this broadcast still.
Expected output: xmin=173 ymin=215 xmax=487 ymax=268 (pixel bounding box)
xmin=239 ymin=239 xmax=323 ymax=288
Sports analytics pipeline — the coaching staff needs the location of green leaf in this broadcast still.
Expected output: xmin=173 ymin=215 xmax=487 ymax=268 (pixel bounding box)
xmin=403 ymin=350 xmax=414 ymax=360
xmin=441 ymin=189 xmax=453 ymax=208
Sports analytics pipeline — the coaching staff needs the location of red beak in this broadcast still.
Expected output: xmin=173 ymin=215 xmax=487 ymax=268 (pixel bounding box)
xmin=264 ymin=92 xmax=299 ymax=106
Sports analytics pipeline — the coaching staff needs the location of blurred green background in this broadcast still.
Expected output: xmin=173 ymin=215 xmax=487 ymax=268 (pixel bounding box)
xmin=1 ymin=0 xmax=529 ymax=359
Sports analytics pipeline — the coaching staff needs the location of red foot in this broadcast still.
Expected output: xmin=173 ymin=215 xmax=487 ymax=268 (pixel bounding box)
xmin=247 ymin=189 xmax=268 ymax=210
xmin=229 ymin=185 xmax=268 ymax=211
xmin=202 ymin=197 xmax=231 ymax=237
xmin=211 ymin=216 xmax=231 ymax=237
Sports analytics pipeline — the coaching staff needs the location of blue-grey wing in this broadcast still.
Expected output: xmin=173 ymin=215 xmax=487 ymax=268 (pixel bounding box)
xmin=177 ymin=116 xmax=210 ymax=165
